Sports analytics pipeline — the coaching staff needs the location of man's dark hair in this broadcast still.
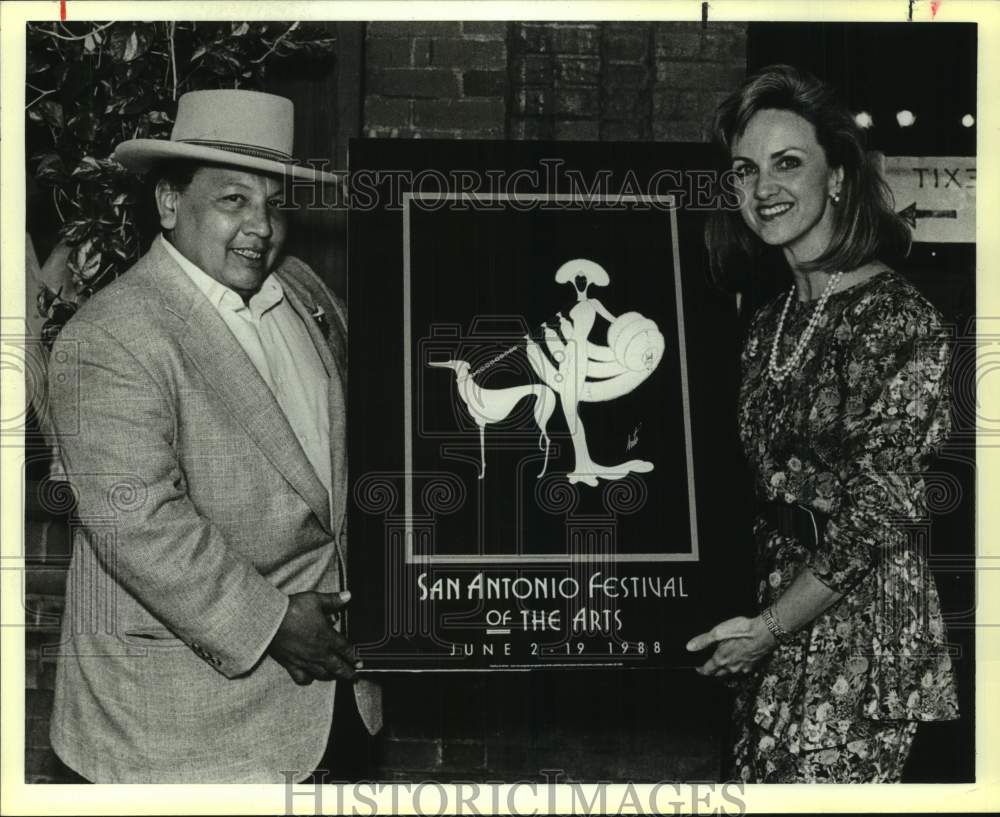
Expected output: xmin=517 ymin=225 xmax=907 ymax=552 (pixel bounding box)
xmin=151 ymin=159 xmax=202 ymax=192
xmin=135 ymin=160 xmax=203 ymax=246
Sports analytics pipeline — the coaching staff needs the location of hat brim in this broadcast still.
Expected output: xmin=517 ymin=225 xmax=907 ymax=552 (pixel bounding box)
xmin=114 ymin=139 xmax=340 ymax=184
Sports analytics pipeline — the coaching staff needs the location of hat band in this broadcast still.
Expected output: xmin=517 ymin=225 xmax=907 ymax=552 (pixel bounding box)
xmin=177 ymin=139 xmax=297 ymax=165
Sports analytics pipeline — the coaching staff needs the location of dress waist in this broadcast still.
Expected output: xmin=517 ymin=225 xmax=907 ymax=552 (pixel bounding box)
xmin=757 ymin=500 xmax=828 ymax=550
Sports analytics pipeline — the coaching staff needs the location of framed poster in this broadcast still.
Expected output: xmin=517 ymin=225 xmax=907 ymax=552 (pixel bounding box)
xmin=348 ymin=140 xmax=753 ymax=669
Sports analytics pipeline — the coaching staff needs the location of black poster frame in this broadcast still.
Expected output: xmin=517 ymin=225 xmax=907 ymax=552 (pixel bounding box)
xmin=347 ymin=140 xmax=753 ymax=670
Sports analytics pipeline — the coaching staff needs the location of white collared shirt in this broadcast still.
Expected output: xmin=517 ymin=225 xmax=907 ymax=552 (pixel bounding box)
xmin=159 ymin=234 xmax=332 ymax=496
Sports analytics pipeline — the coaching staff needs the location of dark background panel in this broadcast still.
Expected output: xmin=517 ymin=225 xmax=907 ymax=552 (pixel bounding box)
xmin=746 ymin=22 xmax=976 ymax=158
xmin=410 ymin=204 xmax=691 ymax=559
xmin=348 ymin=139 xmax=753 ymax=675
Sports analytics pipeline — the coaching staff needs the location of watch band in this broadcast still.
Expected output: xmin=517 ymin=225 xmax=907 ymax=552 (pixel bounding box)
xmin=762 ymin=604 xmax=794 ymax=644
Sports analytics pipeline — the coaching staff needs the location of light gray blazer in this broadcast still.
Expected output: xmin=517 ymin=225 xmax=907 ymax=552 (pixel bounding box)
xmin=47 ymin=239 xmax=354 ymax=782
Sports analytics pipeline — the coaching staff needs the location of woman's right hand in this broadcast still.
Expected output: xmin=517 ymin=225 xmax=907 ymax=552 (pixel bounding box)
xmin=686 ymin=615 xmax=777 ymax=677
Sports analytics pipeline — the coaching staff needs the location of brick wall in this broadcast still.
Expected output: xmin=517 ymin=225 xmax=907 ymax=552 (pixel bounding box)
xmin=365 ymin=21 xmax=509 ymax=139
xmin=379 ymin=673 xmax=726 ymax=783
xmin=363 ymin=21 xmax=747 ymax=142
xmin=653 ymin=22 xmax=747 ymax=140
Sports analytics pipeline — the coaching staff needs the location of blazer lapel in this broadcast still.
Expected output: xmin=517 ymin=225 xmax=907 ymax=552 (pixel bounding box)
xmin=277 ymin=266 xmax=348 ymax=536
xmin=145 ymin=242 xmax=334 ymax=535
xmin=276 ymin=269 xmax=345 ymax=384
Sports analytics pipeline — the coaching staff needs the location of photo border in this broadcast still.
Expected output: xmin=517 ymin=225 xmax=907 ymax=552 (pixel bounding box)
xmin=2 ymin=1 xmax=996 ymax=814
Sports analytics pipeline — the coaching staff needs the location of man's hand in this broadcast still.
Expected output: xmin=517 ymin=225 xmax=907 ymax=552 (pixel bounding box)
xmin=685 ymin=615 xmax=776 ymax=677
xmin=266 ymin=590 xmax=360 ymax=685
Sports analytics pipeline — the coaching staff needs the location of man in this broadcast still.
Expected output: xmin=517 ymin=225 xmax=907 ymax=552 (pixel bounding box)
xmin=46 ymin=89 xmax=379 ymax=783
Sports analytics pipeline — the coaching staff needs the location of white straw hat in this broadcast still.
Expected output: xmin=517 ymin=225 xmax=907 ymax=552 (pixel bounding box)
xmin=113 ymin=89 xmax=337 ymax=183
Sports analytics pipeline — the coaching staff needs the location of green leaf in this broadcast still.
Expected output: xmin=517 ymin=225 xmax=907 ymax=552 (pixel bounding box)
xmin=72 ymin=239 xmax=102 ymax=280
xmin=27 ymin=51 xmax=51 ymax=75
xmin=72 ymin=156 xmax=122 ymax=180
xmin=123 ymin=96 xmax=151 ymax=115
xmin=42 ymin=313 xmax=74 ymax=350
xmin=28 ymin=99 xmax=63 ymax=129
xmin=50 ymin=63 xmax=70 ymax=87
xmin=123 ymin=31 xmax=140 ymax=62
xmin=49 ymin=302 xmax=79 ymax=326
xmin=107 ymin=25 xmax=128 ymax=60
xmin=62 ymin=60 xmax=96 ymax=101
xmin=107 ymin=24 xmax=148 ymax=63
xmin=35 ymin=153 xmax=66 ymax=182
xmin=36 ymin=283 xmax=61 ymax=317
xmin=109 ymin=237 xmax=131 ymax=259
xmin=62 ymin=220 xmax=93 ymax=243
xmin=67 ymin=111 xmax=100 ymax=143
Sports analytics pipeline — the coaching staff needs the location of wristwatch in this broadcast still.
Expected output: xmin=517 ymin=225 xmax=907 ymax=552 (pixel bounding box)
xmin=761 ymin=605 xmax=796 ymax=644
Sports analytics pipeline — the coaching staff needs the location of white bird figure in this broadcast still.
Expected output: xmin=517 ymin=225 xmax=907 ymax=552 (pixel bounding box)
xmin=428 ymin=359 xmax=556 ymax=480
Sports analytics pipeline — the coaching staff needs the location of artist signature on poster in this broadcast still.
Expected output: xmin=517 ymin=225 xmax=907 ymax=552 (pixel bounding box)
xmin=626 ymin=422 xmax=642 ymax=451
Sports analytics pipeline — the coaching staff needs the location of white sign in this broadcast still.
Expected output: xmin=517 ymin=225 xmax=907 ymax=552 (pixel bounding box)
xmin=881 ymin=156 xmax=975 ymax=244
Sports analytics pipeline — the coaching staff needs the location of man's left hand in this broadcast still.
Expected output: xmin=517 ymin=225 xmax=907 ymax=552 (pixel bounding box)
xmin=267 ymin=591 xmax=359 ymax=685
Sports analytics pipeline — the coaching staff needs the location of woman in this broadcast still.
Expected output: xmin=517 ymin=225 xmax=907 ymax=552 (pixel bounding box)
xmin=687 ymin=64 xmax=959 ymax=783
xmin=523 ymin=259 xmax=664 ymax=485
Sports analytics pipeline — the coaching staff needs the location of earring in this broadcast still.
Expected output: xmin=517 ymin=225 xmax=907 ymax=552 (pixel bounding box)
xmin=830 ymin=191 xmax=841 ymax=205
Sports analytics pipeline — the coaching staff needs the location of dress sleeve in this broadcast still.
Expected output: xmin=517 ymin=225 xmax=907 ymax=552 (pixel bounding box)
xmin=807 ymin=289 xmax=952 ymax=593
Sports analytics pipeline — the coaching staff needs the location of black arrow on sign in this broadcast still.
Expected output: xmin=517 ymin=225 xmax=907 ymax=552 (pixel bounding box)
xmin=898 ymin=202 xmax=958 ymax=228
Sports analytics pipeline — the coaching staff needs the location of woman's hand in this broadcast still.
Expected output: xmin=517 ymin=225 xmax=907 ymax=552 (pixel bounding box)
xmin=685 ymin=615 xmax=777 ymax=677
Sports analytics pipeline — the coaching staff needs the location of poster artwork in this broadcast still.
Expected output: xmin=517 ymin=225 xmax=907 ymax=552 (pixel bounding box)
xmin=428 ymin=257 xmax=665 ymax=486
xmin=348 ymin=141 xmax=749 ymax=669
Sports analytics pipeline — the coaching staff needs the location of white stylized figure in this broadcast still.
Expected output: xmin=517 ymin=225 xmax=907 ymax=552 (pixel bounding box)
xmin=524 ymin=259 xmax=665 ymax=487
xmin=428 ymin=360 xmax=556 ymax=480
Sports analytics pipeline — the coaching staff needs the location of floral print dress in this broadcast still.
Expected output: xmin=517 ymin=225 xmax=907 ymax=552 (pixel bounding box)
xmin=731 ymin=269 xmax=959 ymax=783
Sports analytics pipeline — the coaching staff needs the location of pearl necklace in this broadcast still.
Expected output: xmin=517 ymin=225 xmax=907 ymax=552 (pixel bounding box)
xmin=767 ymin=270 xmax=843 ymax=384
